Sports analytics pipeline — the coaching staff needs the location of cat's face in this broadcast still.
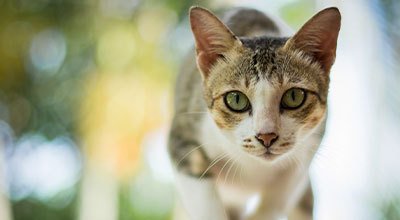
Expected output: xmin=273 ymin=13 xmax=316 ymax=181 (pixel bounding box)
xmin=190 ymin=7 xmax=340 ymax=162
xmin=204 ymin=43 xmax=328 ymax=161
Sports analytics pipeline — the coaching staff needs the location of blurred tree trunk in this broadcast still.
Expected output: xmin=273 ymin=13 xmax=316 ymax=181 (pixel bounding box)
xmin=0 ymin=123 xmax=12 ymax=220
xmin=78 ymin=163 xmax=119 ymax=220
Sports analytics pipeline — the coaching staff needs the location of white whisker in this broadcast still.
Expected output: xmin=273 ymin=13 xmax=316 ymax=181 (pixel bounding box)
xmin=217 ymin=157 xmax=234 ymax=183
xmin=231 ymin=159 xmax=240 ymax=185
xmin=177 ymin=144 xmax=206 ymax=166
xmin=240 ymin=163 xmax=245 ymax=187
xmin=224 ymin=158 xmax=236 ymax=185
xmin=199 ymin=153 xmax=229 ymax=180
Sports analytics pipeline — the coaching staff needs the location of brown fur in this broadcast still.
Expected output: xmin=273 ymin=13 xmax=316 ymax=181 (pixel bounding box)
xmin=169 ymin=6 xmax=340 ymax=220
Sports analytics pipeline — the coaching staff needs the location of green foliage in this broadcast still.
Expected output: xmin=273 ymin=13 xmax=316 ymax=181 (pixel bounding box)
xmin=12 ymin=193 xmax=77 ymax=220
xmin=280 ymin=0 xmax=314 ymax=29
xmin=0 ymin=0 xmax=193 ymax=219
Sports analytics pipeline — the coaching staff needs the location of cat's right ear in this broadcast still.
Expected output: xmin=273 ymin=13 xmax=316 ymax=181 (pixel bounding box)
xmin=284 ymin=7 xmax=341 ymax=73
xmin=190 ymin=6 xmax=242 ymax=78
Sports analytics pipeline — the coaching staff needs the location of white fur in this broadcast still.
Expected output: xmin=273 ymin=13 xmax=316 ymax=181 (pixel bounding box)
xmin=174 ymin=172 xmax=229 ymax=220
xmin=175 ymin=7 xmax=326 ymax=220
xmin=198 ymin=119 xmax=322 ymax=219
xmin=174 ymin=78 xmax=326 ymax=219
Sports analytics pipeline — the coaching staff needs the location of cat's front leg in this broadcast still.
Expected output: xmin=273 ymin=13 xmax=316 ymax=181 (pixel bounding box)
xmin=169 ymin=135 xmax=228 ymax=220
xmin=175 ymin=173 xmax=228 ymax=220
xmin=246 ymin=178 xmax=313 ymax=220
xmin=245 ymin=201 xmax=285 ymax=220
xmin=244 ymin=177 xmax=301 ymax=220
xmin=288 ymin=185 xmax=313 ymax=220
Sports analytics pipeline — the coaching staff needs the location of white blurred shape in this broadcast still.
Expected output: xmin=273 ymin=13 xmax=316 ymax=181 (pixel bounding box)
xmin=29 ymin=29 xmax=66 ymax=73
xmin=244 ymin=194 xmax=260 ymax=216
xmin=143 ymin=127 xmax=174 ymax=183
xmin=311 ymin=0 xmax=383 ymax=219
xmin=79 ymin=163 xmax=119 ymax=220
xmin=0 ymin=121 xmax=13 ymax=220
xmin=6 ymin=134 xmax=81 ymax=201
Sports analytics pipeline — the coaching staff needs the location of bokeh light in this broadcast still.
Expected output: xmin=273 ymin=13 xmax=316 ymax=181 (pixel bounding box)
xmin=29 ymin=29 xmax=66 ymax=74
xmin=0 ymin=0 xmax=399 ymax=220
xmin=5 ymin=134 xmax=81 ymax=202
xmin=96 ymin=26 xmax=136 ymax=71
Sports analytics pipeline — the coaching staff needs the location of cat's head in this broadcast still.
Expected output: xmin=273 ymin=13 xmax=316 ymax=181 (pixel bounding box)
xmin=190 ymin=7 xmax=340 ymax=162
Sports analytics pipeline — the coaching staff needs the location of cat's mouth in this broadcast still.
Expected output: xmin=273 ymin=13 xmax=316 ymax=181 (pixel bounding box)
xmin=259 ymin=150 xmax=280 ymax=160
xmin=242 ymin=139 xmax=292 ymax=160
xmin=244 ymin=148 xmax=282 ymax=160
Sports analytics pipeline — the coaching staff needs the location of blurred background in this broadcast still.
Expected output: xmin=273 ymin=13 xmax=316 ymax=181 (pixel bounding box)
xmin=0 ymin=0 xmax=399 ymax=219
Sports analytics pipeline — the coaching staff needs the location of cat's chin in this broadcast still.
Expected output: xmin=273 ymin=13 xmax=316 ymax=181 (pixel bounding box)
xmin=247 ymin=150 xmax=282 ymax=161
xmin=258 ymin=152 xmax=281 ymax=161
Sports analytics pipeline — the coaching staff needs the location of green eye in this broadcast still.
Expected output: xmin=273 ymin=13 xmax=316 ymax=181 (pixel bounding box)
xmin=281 ymin=88 xmax=306 ymax=109
xmin=224 ymin=91 xmax=250 ymax=112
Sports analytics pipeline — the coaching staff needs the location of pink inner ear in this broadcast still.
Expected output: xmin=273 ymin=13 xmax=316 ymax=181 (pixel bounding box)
xmin=193 ymin=26 xmax=222 ymax=75
xmin=290 ymin=8 xmax=341 ymax=73
xmin=301 ymin=30 xmax=338 ymax=72
xmin=317 ymin=35 xmax=337 ymax=72
xmin=197 ymin=51 xmax=219 ymax=75
xmin=190 ymin=7 xmax=238 ymax=77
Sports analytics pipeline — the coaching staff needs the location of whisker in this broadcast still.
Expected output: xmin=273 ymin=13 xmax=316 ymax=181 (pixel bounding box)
xmin=199 ymin=153 xmax=229 ymax=180
xmin=224 ymin=158 xmax=236 ymax=185
xmin=239 ymin=155 xmax=245 ymax=188
xmin=283 ymin=156 xmax=292 ymax=170
xmin=293 ymin=155 xmax=306 ymax=171
xmin=311 ymin=145 xmax=349 ymax=169
xmin=296 ymin=144 xmax=344 ymax=172
xmin=275 ymin=154 xmax=288 ymax=170
xmin=309 ymin=148 xmax=330 ymax=160
xmin=217 ymin=157 xmax=234 ymax=183
xmin=231 ymin=159 xmax=240 ymax=185
xmin=317 ymin=145 xmax=345 ymax=159
xmin=176 ymin=144 xmax=206 ymax=166
xmin=310 ymin=131 xmax=325 ymax=137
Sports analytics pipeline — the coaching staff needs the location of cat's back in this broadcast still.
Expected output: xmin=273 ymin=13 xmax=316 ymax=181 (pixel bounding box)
xmin=223 ymin=7 xmax=292 ymax=38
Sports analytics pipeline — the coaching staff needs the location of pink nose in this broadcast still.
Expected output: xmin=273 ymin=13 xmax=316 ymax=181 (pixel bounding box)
xmin=256 ymin=133 xmax=278 ymax=148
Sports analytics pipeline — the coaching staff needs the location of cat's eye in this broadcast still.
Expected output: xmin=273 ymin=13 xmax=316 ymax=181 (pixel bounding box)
xmin=224 ymin=91 xmax=250 ymax=112
xmin=281 ymin=88 xmax=306 ymax=109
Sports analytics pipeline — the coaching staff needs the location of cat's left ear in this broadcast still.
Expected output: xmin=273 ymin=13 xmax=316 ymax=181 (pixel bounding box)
xmin=284 ymin=7 xmax=341 ymax=73
xmin=190 ymin=6 xmax=242 ymax=78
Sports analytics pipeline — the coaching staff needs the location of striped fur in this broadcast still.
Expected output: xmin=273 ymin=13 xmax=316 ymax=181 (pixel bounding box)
xmin=169 ymin=6 xmax=340 ymax=220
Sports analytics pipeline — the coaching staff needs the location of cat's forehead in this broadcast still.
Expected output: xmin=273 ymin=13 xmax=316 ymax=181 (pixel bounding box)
xmin=206 ymin=36 xmax=329 ymax=100
xmin=241 ymin=37 xmax=309 ymax=81
xmin=240 ymin=37 xmax=328 ymax=94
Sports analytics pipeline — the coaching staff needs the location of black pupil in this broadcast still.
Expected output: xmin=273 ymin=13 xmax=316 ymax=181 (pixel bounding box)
xmin=235 ymin=93 xmax=240 ymax=104
xmin=291 ymin=90 xmax=296 ymax=101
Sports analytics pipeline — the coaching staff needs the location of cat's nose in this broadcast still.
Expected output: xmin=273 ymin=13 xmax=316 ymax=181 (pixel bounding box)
xmin=256 ymin=133 xmax=278 ymax=148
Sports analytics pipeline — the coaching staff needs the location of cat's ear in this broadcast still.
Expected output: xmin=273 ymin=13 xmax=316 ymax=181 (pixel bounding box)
xmin=190 ymin=6 xmax=242 ymax=78
xmin=285 ymin=7 xmax=341 ymax=73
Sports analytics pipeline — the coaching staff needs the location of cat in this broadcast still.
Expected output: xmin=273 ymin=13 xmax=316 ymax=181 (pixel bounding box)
xmin=168 ymin=6 xmax=340 ymax=220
